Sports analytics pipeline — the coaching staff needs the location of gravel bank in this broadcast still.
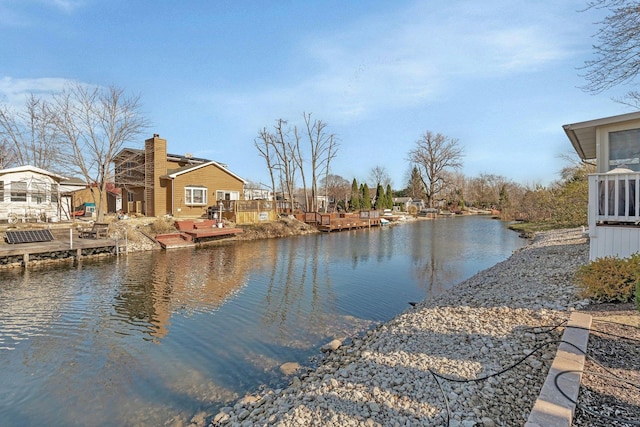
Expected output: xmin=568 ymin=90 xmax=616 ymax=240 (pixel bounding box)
xmin=211 ymin=228 xmax=590 ymax=427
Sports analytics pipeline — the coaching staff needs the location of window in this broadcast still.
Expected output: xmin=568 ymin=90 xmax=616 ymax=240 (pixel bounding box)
xmin=31 ymin=181 xmax=47 ymax=204
xmin=185 ymin=186 xmax=207 ymax=205
xmin=609 ymin=129 xmax=640 ymax=171
xmin=31 ymin=191 xmax=45 ymax=204
xmin=216 ymin=190 xmax=240 ymax=201
xmin=0 ymin=181 xmax=4 ymax=202
xmin=10 ymin=181 xmax=27 ymax=202
xmin=50 ymin=183 xmax=59 ymax=203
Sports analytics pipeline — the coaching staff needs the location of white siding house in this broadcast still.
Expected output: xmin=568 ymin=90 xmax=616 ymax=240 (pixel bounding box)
xmin=0 ymin=165 xmax=68 ymax=224
xmin=564 ymin=111 xmax=640 ymax=260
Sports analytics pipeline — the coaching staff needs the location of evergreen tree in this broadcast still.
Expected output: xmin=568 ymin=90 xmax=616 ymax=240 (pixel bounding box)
xmin=349 ymin=178 xmax=361 ymax=211
xmin=498 ymin=185 xmax=509 ymax=211
xmin=374 ymin=184 xmax=385 ymax=209
xmin=385 ymin=184 xmax=394 ymax=209
xmin=407 ymin=166 xmax=424 ymax=199
xmin=362 ymin=183 xmax=372 ymax=210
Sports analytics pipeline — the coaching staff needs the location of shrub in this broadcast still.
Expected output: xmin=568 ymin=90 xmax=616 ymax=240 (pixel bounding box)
xmin=575 ymin=254 xmax=640 ymax=303
xmin=149 ymin=218 xmax=175 ymax=234
xmin=636 ymin=280 xmax=640 ymax=314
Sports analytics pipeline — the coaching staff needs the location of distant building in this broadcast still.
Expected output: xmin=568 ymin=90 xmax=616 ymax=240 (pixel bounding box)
xmin=244 ymin=184 xmax=273 ymax=201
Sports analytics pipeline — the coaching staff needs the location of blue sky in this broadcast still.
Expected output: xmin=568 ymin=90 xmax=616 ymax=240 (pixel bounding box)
xmin=0 ymin=0 xmax=634 ymax=188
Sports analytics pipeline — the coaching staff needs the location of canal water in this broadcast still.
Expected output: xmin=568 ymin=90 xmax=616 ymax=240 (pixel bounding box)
xmin=0 ymin=216 xmax=524 ymax=426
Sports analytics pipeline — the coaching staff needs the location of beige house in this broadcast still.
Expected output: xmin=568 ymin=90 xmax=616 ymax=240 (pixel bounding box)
xmin=114 ymin=134 xmax=246 ymax=219
xmin=564 ymin=111 xmax=640 ymax=260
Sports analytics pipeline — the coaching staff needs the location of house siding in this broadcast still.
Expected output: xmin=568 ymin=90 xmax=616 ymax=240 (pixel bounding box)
xmin=172 ymin=164 xmax=244 ymax=218
xmin=590 ymin=226 xmax=640 ymax=259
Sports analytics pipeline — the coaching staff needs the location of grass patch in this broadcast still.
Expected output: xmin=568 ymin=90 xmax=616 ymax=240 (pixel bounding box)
xmin=508 ymin=221 xmax=566 ymax=238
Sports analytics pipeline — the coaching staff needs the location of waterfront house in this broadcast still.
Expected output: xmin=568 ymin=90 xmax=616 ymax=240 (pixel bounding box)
xmin=114 ymin=134 xmax=246 ymax=219
xmin=564 ymin=111 xmax=640 ymax=260
xmin=0 ymin=165 xmax=67 ymax=223
xmin=393 ymin=197 xmax=413 ymax=212
xmin=62 ymin=182 xmax=121 ymax=218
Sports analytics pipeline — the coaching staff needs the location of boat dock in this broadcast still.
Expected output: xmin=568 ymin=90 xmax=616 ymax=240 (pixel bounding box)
xmin=155 ymin=219 xmax=243 ymax=249
xmin=0 ymin=226 xmax=124 ymax=269
xmin=303 ymin=211 xmax=382 ymax=232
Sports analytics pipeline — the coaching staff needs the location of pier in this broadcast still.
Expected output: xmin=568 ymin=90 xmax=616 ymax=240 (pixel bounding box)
xmin=302 ymin=211 xmax=382 ymax=232
xmin=0 ymin=226 xmax=124 ymax=268
xmin=154 ymin=219 xmax=243 ymax=249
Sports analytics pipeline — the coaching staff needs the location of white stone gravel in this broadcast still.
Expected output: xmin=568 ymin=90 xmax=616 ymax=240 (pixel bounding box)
xmin=210 ymin=228 xmax=590 ymax=427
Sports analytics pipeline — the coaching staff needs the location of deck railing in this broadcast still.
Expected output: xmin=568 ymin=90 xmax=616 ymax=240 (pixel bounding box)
xmin=588 ymin=172 xmax=640 ymax=230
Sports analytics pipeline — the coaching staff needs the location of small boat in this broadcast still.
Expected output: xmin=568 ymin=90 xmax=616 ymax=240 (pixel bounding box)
xmin=380 ymin=218 xmax=390 ymax=226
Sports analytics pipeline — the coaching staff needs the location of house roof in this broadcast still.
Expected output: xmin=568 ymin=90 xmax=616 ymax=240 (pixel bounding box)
xmin=0 ymin=165 xmax=68 ymax=181
xmin=114 ymin=147 xmax=227 ymax=167
xmin=61 ymin=177 xmax=87 ymax=186
xmin=162 ymin=161 xmax=247 ymax=183
xmin=563 ymin=111 xmax=640 ymax=160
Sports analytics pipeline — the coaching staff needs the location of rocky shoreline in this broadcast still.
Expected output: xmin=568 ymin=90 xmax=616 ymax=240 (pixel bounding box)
xmin=210 ymin=228 xmax=591 ymax=427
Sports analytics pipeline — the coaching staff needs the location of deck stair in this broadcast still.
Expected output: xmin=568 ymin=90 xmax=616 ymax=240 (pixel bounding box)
xmin=156 ymin=219 xmax=243 ymax=248
xmin=155 ymin=232 xmax=195 ymax=249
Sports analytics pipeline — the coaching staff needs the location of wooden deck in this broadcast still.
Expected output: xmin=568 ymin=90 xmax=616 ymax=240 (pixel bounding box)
xmin=303 ymin=211 xmax=382 ymax=232
xmin=155 ymin=233 xmax=195 ymax=249
xmin=183 ymin=227 xmax=243 ymax=241
xmin=316 ymin=217 xmax=381 ymax=232
xmin=159 ymin=220 xmax=243 ymax=248
xmin=0 ymin=227 xmax=123 ymax=268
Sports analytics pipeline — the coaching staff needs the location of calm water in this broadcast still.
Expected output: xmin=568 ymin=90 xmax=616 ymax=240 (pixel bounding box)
xmin=0 ymin=216 xmax=524 ymax=426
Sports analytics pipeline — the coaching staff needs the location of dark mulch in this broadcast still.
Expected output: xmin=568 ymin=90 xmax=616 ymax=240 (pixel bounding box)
xmin=573 ymin=303 xmax=640 ymax=426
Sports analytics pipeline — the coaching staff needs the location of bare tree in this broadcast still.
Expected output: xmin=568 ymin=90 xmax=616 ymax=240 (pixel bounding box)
xmin=407 ymin=131 xmax=464 ymax=208
xmin=369 ymin=165 xmax=391 ymax=188
xmin=0 ymin=94 xmax=61 ymax=170
xmin=0 ymin=141 xmax=13 ymax=169
xmin=52 ymin=83 xmax=149 ymax=220
xmin=255 ymin=113 xmax=338 ymax=213
xmin=439 ymin=170 xmax=466 ymax=209
xmin=321 ymin=174 xmax=350 ymax=211
xmin=255 ymin=128 xmax=279 ymax=203
xmin=304 ymin=112 xmax=337 ymax=212
xmin=581 ymin=1 xmax=640 ymax=96
xmin=291 ymin=125 xmax=310 ymax=211
xmin=272 ymin=119 xmax=299 ymax=210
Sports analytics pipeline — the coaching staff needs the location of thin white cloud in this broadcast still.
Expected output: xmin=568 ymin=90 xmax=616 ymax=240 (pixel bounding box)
xmin=0 ymin=0 xmax=85 ymax=28
xmin=43 ymin=0 xmax=85 ymax=13
xmin=0 ymin=76 xmax=75 ymax=107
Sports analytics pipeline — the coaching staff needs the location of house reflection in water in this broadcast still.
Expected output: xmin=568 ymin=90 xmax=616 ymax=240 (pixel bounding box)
xmin=111 ymin=244 xmax=259 ymax=340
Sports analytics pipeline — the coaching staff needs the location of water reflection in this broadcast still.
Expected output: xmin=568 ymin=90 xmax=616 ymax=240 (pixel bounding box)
xmin=261 ymin=236 xmax=337 ymax=344
xmin=410 ymin=220 xmax=461 ymax=297
xmin=0 ymin=217 xmax=524 ymax=427
xmin=111 ymin=244 xmax=255 ymax=341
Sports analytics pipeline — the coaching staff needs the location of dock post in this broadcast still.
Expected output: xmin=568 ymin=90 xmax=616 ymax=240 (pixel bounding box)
xmin=22 ymin=253 xmax=29 ymax=268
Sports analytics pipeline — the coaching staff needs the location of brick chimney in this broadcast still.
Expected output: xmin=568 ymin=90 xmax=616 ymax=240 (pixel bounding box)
xmin=144 ymin=134 xmax=168 ymax=217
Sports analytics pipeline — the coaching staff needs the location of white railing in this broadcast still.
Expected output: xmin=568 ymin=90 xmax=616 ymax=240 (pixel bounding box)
xmin=588 ymin=172 xmax=640 ymax=232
